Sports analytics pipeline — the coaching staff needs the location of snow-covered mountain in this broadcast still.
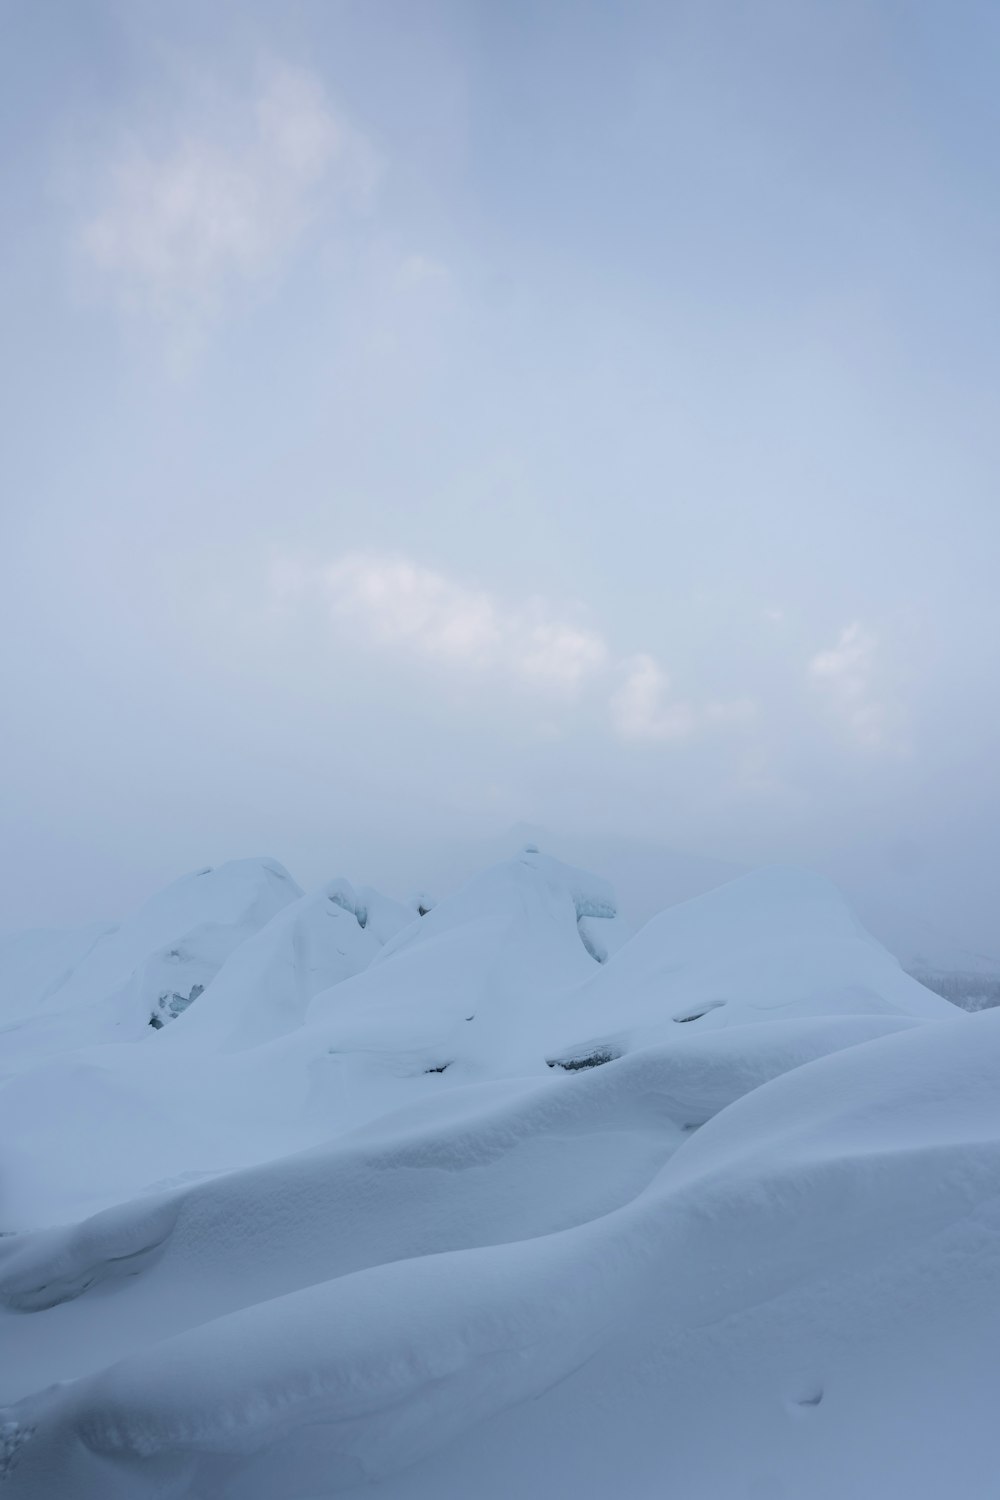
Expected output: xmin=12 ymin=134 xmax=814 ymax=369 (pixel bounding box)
xmin=1 ymin=850 xmax=997 ymax=1498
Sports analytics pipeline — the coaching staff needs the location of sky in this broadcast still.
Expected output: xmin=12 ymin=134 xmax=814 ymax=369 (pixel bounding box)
xmin=2 ymin=0 xmax=1000 ymax=945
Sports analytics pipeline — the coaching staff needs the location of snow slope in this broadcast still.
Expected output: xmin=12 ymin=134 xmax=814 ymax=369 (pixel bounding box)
xmin=2 ymin=848 xmax=991 ymax=1499
xmin=429 ymin=823 xmax=1000 ymax=1008
xmin=0 ymin=858 xmax=301 ymax=1069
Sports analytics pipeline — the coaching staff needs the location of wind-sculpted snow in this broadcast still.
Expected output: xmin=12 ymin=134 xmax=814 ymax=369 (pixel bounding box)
xmin=157 ymin=879 xmax=412 ymax=1052
xmin=0 ymin=859 xmax=301 ymax=1068
xmin=2 ymin=849 xmax=989 ymax=1500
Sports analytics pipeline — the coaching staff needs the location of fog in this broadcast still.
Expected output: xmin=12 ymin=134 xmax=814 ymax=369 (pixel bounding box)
xmin=2 ymin=0 xmax=999 ymax=957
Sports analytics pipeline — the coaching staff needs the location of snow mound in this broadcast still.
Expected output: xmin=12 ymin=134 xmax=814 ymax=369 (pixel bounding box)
xmin=158 ymin=879 xmax=413 ymax=1052
xmin=0 ymin=851 xmax=989 ymax=1500
xmin=0 ymin=859 xmax=301 ymax=1067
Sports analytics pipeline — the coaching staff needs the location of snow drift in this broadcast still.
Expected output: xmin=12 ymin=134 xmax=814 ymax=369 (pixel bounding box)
xmin=1 ymin=848 xmax=991 ymax=1500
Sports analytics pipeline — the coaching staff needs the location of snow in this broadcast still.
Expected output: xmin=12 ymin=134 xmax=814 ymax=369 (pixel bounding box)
xmin=0 ymin=858 xmax=301 ymax=1067
xmin=1 ymin=847 xmax=994 ymax=1499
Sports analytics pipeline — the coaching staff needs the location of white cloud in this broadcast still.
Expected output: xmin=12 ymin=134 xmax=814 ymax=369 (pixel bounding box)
xmin=610 ymin=654 xmax=698 ymax=743
xmin=808 ymin=621 xmax=901 ymax=751
xmin=323 ymin=553 xmax=608 ymax=694
xmin=326 ymin=555 xmax=500 ymax=666
xmin=519 ymin=620 xmax=611 ymax=689
xmin=81 ymin=61 xmax=380 ymax=334
xmin=610 ymin=656 xmax=756 ymax=745
xmin=274 ymin=551 xmax=754 ymax=738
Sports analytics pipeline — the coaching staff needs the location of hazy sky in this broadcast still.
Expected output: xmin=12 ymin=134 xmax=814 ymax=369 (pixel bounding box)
xmin=3 ymin=0 xmax=1000 ymax=940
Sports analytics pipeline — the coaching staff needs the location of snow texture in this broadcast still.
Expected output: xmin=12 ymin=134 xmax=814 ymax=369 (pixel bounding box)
xmin=1 ymin=848 xmax=992 ymax=1500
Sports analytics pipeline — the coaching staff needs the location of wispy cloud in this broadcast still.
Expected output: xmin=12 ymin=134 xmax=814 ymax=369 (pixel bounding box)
xmin=610 ymin=654 xmax=755 ymax=743
xmin=610 ymin=655 xmax=697 ymax=742
xmin=81 ymin=61 xmax=380 ymax=340
xmin=324 ymin=553 xmax=609 ymax=694
xmin=263 ymin=550 xmax=754 ymax=747
xmin=808 ymin=621 xmax=902 ymax=751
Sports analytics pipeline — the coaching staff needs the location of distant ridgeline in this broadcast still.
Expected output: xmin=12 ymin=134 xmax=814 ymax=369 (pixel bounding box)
xmin=909 ymin=968 xmax=1000 ymax=1012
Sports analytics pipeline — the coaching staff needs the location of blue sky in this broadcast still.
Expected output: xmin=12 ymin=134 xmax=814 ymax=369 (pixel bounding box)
xmin=3 ymin=0 xmax=1000 ymax=938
